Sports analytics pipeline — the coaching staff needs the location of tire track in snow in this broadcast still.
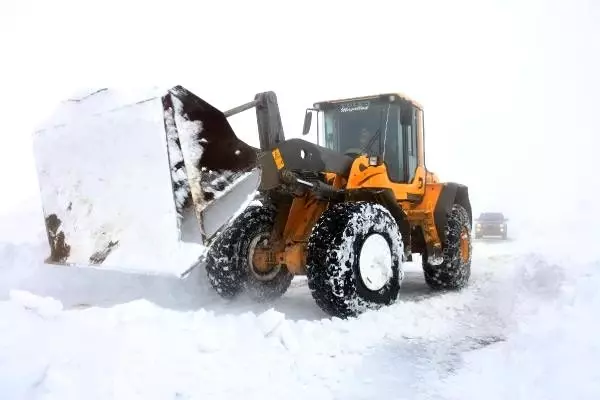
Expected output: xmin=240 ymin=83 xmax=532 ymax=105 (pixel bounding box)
xmin=331 ymin=250 xmax=579 ymax=399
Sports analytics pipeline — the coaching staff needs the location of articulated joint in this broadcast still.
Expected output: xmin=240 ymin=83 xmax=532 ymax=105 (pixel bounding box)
xmin=252 ymin=242 xmax=307 ymax=275
xmin=420 ymin=210 xmax=444 ymax=266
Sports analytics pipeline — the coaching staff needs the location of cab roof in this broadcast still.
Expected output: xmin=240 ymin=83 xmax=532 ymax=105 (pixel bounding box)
xmin=313 ymin=92 xmax=423 ymax=110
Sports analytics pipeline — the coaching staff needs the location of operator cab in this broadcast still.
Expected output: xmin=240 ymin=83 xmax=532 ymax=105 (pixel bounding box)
xmin=302 ymin=93 xmax=423 ymax=184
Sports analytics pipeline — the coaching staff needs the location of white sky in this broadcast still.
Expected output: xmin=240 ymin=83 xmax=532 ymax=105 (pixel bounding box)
xmin=1 ymin=0 xmax=598 ymax=227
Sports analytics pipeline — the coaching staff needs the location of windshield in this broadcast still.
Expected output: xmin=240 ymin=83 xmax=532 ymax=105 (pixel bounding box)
xmin=478 ymin=213 xmax=505 ymax=221
xmin=319 ymin=100 xmax=400 ymax=156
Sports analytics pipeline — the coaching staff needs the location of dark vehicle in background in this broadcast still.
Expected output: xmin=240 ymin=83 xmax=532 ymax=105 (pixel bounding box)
xmin=475 ymin=212 xmax=508 ymax=239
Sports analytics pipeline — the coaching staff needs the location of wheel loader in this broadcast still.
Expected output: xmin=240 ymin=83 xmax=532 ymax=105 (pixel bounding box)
xmin=32 ymin=85 xmax=472 ymax=318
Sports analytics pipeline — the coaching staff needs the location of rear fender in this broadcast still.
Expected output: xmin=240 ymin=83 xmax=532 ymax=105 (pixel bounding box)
xmin=433 ymin=182 xmax=472 ymax=244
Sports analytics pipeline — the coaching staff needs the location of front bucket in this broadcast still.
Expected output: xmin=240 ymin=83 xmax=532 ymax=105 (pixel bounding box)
xmin=32 ymin=86 xmax=261 ymax=277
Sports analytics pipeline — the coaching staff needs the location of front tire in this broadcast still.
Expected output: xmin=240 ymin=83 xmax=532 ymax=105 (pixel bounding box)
xmin=306 ymin=202 xmax=404 ymax=319
xmin=204 ymin=205 xmax=293 ymax=302
xmin=422 ymin=203 xmax=472 ymax=290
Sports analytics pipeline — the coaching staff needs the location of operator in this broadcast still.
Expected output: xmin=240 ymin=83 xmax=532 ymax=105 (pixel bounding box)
xmin=344 ymin=127 xmax=372 ymax=156
xmin=358 ymin=128 xmax=371 ymax=149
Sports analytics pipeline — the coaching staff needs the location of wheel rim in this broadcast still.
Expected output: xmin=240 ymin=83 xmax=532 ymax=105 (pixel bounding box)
xmin=460 ymin=228 xmax=470 ymax=263
xmin=247 ymin=233 xmax=281 ymax=281
xmin=358 ymin=233 xmax=393 ymax=291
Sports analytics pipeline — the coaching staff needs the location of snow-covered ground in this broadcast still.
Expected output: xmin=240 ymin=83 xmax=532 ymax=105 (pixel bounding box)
xmin=2 ymin=0 xmax=599 ymax=398
xmin=1 ymin=198 xmax=599 ymax=400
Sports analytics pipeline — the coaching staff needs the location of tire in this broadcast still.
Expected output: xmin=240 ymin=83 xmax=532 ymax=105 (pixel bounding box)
xmin=306 ymin=201 xmax=404 ymax=319
xmin=422 ymin=203 xmax=472 ymax=290
xmin=204 ymin=205 xmax=293 ymax=302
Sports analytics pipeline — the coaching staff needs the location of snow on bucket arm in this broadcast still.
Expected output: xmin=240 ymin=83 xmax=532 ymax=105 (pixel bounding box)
xmin=32 ymin=86 xmax=280 ymax=277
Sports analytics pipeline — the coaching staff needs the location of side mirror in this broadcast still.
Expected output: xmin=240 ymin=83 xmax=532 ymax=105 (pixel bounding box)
xmin=302 ymin=111 xmax=313 ymax=136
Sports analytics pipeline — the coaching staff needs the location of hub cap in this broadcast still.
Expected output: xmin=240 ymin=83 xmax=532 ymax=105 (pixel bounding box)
xmin=359 ymin=234 xmax=393 ymax=291
xmin=460 ymin=228 xmax=470 ymax=263
xmin=248 ymin=233 xmax=281 ymax=281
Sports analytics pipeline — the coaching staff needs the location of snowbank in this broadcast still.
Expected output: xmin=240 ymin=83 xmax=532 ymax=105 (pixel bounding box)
xmin=1 ymin=205 xmax=599 ymax=399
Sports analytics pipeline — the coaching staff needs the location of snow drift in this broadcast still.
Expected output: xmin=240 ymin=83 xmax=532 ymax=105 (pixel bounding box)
xmin=1 ymin=201 xmax=599 ymax=399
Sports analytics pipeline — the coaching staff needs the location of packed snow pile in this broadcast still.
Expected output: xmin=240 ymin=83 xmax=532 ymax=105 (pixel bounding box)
xmin=1 ymin=202 xmax=599 ymax=399
xmin=30 ymin=86 xmax=264 ymax=280
xmin=32 ymin=87 xmax=206 ymax=277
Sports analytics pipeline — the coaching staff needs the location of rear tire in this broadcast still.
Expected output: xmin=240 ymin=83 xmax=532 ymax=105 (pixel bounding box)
xmin=306 ymin=202 xmax=404 ymax=319
xmin=422 ymin=203 xmax=472 ymax=290
xmin=204 ymin=205 xmax=293 ymax=302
